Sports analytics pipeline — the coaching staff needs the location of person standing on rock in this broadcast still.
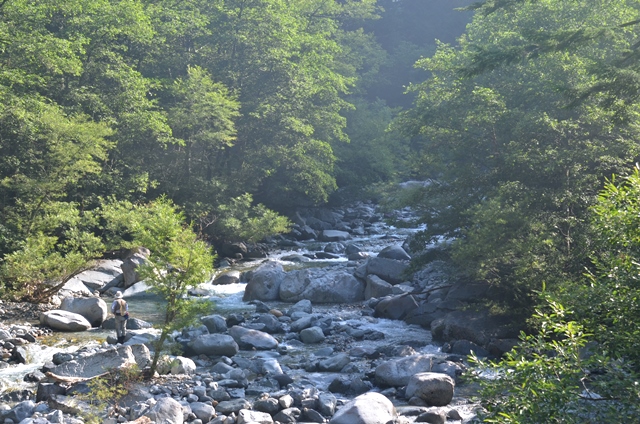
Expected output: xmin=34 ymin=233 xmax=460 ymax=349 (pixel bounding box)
xmin=111 ymin=291 xmax=129 ymax=344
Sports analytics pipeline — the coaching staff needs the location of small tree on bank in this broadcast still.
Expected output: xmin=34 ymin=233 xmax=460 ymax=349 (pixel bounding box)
xmin=116 ymin=197 xmax=215 ymax=375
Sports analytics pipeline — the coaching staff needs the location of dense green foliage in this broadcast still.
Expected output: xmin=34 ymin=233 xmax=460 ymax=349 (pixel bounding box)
xmin=471 ymin=173 xmax=640 ymax=420
xmin=396 ymin=1 xmax=640 ymax=420
xmin=401 ymin=0 xmax=640 ymax=307
xmin=2 ymin=0 xmax=471 ymax=298
xmin=472 ymin=299 xmax=640 ymax=423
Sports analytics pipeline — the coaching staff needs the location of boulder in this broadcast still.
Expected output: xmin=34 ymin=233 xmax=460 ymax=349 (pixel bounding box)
xmin=238 ymin=409 xmax=274 ymax=424
xmin=144 ymin=397 xmax=184 ymax=424
xmin=329 ymin=392 xmax=397 ymax=424
xmin=169 ymin=356 xmax=196 ymax=375
xmin=374 ymin=295 xmax=419 ymax=320
xmin=190 ymin=334 xmax=239 ymax=357
xmin=288 ymin=299 xmax=313 ymax=315
xmin=121 ymin=248 xmax=150 ymax=289
xmin=39 ymin=310 xmax=92 ymax=332
xmin=228 ymin=325 xmax=278 ymax=350
xmin=75 ymin=260 xmax=124 ymax=291
xmin=280 ymin=269 xmax=364 ymax=303
xmin=190 ymin=402 xmax=216 ymax=422
xmin=375 ymin=355 xmax=433 ymax=387
xmin=216 ymin=399 xmax=252 ymax=415
xmin=405 ymin=372 xmax=455 ymax=407
xmin=212 ymin=270 xmax=241 ymax=285
xmin=364 ymin=275 xmax=394 ymax=300
xmin=319 ymin=230 xmax=350 ymax=242
xmin=324 ymin=242 xmax=345 ymax=254
xmin=318 ymin=353 xmax=350 ymax=372
xmin=60 ymin=297 xmax=108 ymax=327
xmin=243 ymin=261 xmax=286 ymax=302
xmin=299 ymin=326 xmax=325 ymax=344
xmin=366 ymin=257 xmax=409 ymax=285
xmin=377 ymin=245 xmax=411 ymax=261
xmin=201 ymin=314 xmax=228 ymax=333
xmin=49 ymin=345 xmax=150 ymax=379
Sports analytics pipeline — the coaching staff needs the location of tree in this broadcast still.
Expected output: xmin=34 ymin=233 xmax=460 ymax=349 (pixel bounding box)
xmin=102 ymin=197 xmax=215 ymax=375
xmin=400 ymin=0 xmax=640 ymax=307
xmin=471 ymin=298 xmax=640 ymax=423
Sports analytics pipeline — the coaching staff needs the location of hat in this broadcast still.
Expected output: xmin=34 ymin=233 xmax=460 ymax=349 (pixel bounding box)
xmin=114 ymin=291 xmax=123 ymax=299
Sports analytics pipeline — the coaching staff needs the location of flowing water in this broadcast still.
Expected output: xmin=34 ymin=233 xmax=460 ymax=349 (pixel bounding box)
xmin=1 ymin=222 xmax=441 ymax=396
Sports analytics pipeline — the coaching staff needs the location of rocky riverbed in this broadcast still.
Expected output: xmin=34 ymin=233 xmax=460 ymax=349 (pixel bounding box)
xmin=0 ymin=201 xmax=511 ymax=424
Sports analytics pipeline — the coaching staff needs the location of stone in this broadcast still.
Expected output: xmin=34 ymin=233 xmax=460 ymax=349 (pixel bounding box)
xmin=444 ymin=281 xmax=490 ymax=302
xmin=243 ymin=261 xmax=286 ymax=301
xmin=36 ymin=383 xmax=66 ymax=403
xmin=201 ymin=315 xmax=228 ymax=333
xmin=237 ymin=409 xmax=273 ymax=424
xmin=280 ymin=269 xmax=364 ymax=303
xmin=415 ymin=409 xmax=446 ymax=424
xmin=228 ymin=325 xmax=278 ymax=350
xmin=144 ymin=397 xmax=184 ymax=424
xmin=329 ymin=392 xmax=397 ymax=424
xmin=213 ymin=271 xmax=241 ymax=285
xmin=49 ymin=345 xmax=148 ymax=379
xmin=273 ymin=407 xmax=301 ymax=423
xmin=254 ymin=314 xmax=283 ymax=334
xmin=405 ymin=372 xmax=455 ymax=407
xmin=190 ymin=402 xmax=215 ymax=422
xmin=300 ymin=326 xmax=325 ymax=344
xmin=451 ymin=339 xmax=489 ymax=357
xmin=324 ymin=242 xmax=345 ymax=254
xmin=375 ymin=294 xmax=419 ymax=320
xmin=319 ymin=230 xmax=350 ymax=242
xmin=430 ymin=309 xmax=517 ymax=346
xmin=375 ymin=355 xmax=433 ymax=387
xmin=253 ymin=397 xmax=279 ymax=414
xmin=121 ymin=248 xmax=150 ymax=289
xmin=2 ymin=400 xmax=35 ymax=423
xmin=169 ymin=356 xmax=196 ymax=375
xmin=318 ymin=353 xmax=350 ymax=372
xmin=215 ymin=399 xmax=251 ymax=415
xmin=377 ymin=245 xmax=411 ymax=261
xmin=39 ymin=310 xmax=92 ymax=332
xmin=364 ymin=275 xmax=394 ymax=300
xmin=431 ymin=361 xmax=462 ymax=382
xmin=288 ymin=299 xmax=313 ymax=315
xmin=366 ymin=257 xmax=409 ymax=285
xmin=190 ymin=334 xmax=239 ymax=357
xmin=60 ymin=296 xmax=108 ymax=327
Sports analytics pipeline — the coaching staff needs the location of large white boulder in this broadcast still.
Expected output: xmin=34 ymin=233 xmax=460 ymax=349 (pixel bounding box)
xmin=60 ymin=296 xmax=108 ymax=327
xmin=39 ymin=310 xmax=92 ymax=332
xmin=405 ymin=372 xmax=455 ymax=406
xmin=329 ymin=392 xmax=397 ymax=424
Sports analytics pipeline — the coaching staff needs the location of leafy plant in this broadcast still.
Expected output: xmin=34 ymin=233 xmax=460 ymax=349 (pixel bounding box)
xmin=79 ymin=364 xmax=142 ymax=423
xmin=470 ymin=298 xmax=640 ymax=423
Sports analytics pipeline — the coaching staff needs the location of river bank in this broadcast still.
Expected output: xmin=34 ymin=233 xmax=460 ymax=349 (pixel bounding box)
xmin=0 ymin=200 xmax=494 ymax=423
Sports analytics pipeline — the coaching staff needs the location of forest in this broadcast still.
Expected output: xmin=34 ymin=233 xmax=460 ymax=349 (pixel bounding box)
xmin=1 ymin=0 xmax=640 ymax=421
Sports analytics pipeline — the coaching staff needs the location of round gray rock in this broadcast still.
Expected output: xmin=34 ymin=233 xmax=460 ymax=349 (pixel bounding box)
xmin=145 ymin=397 xmax=184 ymax=424
xmin=190 ymin=334 xmax=239 ymax=357
xmin=406 ymin=372 xmax=455 ymax=407
xmin=60 ymin=296 xmax=108 ymax=327
xmin=329 ymin=392 xmax=397 ymax=424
